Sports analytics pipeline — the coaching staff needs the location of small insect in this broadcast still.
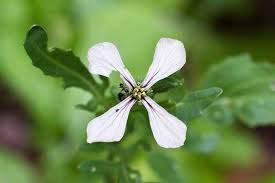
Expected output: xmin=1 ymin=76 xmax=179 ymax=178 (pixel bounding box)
xmin=118 ymin=83 xmax=131 ymax=101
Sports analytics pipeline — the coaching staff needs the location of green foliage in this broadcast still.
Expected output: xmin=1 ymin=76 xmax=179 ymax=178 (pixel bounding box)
xmin=174 ymin=87 xmax=223 ymax=122
xmin=24 ymin=25 xmax=102 ymax=97
xmin=147 ymin=152 xmax=185 ymax=183
xmin=202 ymin=54 xmax=275 ymax=126
xmin=152 ymin=72 xmax=184 ymax=93
xmin=1 ymin=0 xmax=273 ymax=182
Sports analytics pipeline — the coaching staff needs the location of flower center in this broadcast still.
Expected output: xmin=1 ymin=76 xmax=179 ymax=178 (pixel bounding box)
xmin=132 ymin=83 xmax=146 ymax=101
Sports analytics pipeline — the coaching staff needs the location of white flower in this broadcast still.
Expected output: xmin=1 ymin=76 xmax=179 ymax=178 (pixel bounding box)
xmin=86 ymin=38 xmax=187 ymax=148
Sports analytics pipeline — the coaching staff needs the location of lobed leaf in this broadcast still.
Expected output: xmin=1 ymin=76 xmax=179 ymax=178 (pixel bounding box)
xmin=24 ymin=25 xmax=100 ymax=96
xmin=202 ymin=54 xmax=275 ymax=126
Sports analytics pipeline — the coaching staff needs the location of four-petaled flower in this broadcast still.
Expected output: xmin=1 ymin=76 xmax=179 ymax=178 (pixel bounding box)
xmin=87 ymin=38 xmax=187 ymax=148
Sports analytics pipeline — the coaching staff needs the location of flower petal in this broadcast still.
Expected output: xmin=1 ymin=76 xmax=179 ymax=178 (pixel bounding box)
xmin=88 ymin=42 xmax=136 ymax=88
xmin=142 ymin=38 xmax=186 ymax=89
xmin=142 ymin=96 xmax=187 ymax=148
xmin=87 ymin=97 xmax=136 ymax=143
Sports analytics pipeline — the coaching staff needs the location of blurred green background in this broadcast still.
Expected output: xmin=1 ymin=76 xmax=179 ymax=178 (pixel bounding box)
xmin=0 ymin=0 xmax=275 ymax=182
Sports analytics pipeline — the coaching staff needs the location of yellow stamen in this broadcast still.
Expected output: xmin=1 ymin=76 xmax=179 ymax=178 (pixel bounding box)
xmin=132 ymin=85 xmax=146 ymax=101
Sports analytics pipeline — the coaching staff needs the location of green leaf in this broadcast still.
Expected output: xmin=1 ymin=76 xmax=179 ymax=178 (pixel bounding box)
xmin=78 ymin=160 xmax=120 ymax=176
xmin=24 ymin=25 xmax=100 ymax=96
xmin=205 ymin=98 xmax=235 ymax=126
xmin=147 ymin=152 xmax=184 ymax=183
xmin=152 ymin=73 xmax=184 ymax=93
xmin=235 ymin=95 xmax=275 ymax=126
xmin=202 ymin=54 xmax=275 ymax=126
xmin=174 ymin=87 xmax=223 ymax=122
xmin=202 ymin=54 xmax=275 ymax=96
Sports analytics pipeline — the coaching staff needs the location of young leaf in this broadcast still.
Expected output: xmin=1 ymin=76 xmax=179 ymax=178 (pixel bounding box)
xmin=174 ymin=87 xmax=223 ymax=122
xmin=24 ymin=25 xmax=100 ymax=96
xmin=147 ymin=152 xmax=184 ymax=183
xmin=202 ymin=54 xmax=275 ymax=126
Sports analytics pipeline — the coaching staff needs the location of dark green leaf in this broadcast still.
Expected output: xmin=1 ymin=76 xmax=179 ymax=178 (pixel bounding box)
xmin=202 ymin=54 xmax=275 ymax=126
xmin=174 ymin=87 xmax=223 ymax=122
xmin=152 ymin=72 xmax=184 ymax=93
xmin=24 ymin=25 xmax=100 ymax=96
xmin=147 ymin=152 xmax=184 ymax=183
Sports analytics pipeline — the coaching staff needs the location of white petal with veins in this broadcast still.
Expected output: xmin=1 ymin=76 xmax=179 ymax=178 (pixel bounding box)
xmin=142 ymin=96 xmax=187 ymax=148
xmin=87 ymin=97 xmax=136 ymax=143
xmin=142 ymin=38 xmax=186 ymax=89
xmin=88 ymin=42 xmax=136 ymax=88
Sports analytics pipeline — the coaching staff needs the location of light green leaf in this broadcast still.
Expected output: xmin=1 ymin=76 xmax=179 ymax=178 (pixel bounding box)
xmin=205 ymin=98 xmax=235 ymax=126
xmin=147 ymin=152 xmax=184 ymax=183
xmin=24 ymin=25 xmax=100 ymax=96
xmin=202 ymin=54 xmax=275 ymax=126
xmin=174 ymin=87 xmax=223 ymax=122
xmin=235 ymin=95 xmax=275 ymax=126
xmin=202 ymin=54 xmax=275 ymax=96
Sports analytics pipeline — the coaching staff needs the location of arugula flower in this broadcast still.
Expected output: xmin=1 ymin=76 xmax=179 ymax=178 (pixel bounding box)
xmin=87 ymin=38 xmax=187 ymax=148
